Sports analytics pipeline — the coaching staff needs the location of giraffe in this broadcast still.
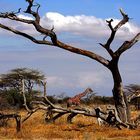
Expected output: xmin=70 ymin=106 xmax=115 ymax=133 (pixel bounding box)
xmin=67 ymin=88 xmax=93 ymax=107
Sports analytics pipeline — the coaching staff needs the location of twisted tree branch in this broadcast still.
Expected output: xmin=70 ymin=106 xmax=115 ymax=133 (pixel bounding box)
xmin=100 ymin=9 xmax=130 ymax=58
xmin=0 ymin=1 xmax=109 ymax=67
xmin=0 ymin=23 xmax=53 ymax=45
xmin=115 ymin=33 xmax=140 ymax=56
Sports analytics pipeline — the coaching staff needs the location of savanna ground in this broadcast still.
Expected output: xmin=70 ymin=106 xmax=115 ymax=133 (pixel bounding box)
xmin=1 ymin=105 xmax=140 ymax=140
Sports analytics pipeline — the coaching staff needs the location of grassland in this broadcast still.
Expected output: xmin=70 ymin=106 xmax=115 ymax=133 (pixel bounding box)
xmin=0 ymin=107 xmax=140 ymax=140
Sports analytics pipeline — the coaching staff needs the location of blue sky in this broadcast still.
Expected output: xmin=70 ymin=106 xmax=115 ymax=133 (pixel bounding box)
xmin=0 ymin=0 xmax=140 ymax=97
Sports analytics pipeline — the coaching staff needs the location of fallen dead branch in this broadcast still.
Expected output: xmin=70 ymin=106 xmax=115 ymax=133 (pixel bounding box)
xmin=0 ymin=112 xmax=21 ymax=132
xmin=18 ymin=79 xmax=136 ymax=130
xmin=21 ymin=92 xmax=136 ymax=130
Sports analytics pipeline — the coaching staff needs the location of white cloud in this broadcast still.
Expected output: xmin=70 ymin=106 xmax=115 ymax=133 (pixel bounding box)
xmin=47 ymin=76 xmax=74 ymax=88
xmin=0 ymin=14 xmax=38 ymax=35
xmin=108 ymin=18 xmax=140 ymax=38
xmin=17 ymin=14 xmax=33 ymax=20
xmin=47 ymin=76 xmax=64 ymax=87
xmin=1 ymin=12 xmax=140 ymax=39
xmin=46 ymin=70 xmax=112 ymax=90
xmin=76 ymin=70 xmax=112 ymax=88
xmin=41 ymin=12 xmax=109 ymax=37
xmin=41 ymin=12 xmax=140 ymax=39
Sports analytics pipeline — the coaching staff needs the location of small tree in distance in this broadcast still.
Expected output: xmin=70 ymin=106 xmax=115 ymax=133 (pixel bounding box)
xmin=0 ymin=68 xmax=45 ymax=95
xmin=0 ymin=67 xmax=45 ymax=108
xmin=0 ymin=0 xmax=140 ymax=123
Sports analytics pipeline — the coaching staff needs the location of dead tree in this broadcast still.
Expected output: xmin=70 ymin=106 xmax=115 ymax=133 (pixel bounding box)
xmin=20 ymin=82 xmax=135 ymax=129
xmin=0 ymin=113 xmax=21 ymax=132
xmin=0 ymin=1 xmax=140 ymax=123
xmin=2 ymin=77 xmax=136 ymax=130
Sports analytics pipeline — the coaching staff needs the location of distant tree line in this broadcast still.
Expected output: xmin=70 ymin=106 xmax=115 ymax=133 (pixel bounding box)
xmin=0 ymin=68 xmax=140 ymax=110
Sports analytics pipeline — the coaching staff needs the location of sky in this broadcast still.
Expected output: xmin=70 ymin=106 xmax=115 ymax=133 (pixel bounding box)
xmin=0 ymin=0 xmax=140 ymax=97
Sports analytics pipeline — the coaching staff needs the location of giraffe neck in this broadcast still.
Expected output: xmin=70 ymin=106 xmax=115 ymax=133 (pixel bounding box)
xmin=78 ymin=89 xmax=90 ymax=99
xmin=67 ymin=88 xmax=92 ymax=105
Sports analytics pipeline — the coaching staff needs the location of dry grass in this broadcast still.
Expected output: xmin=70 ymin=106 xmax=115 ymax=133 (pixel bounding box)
xmin=1 ymin=107 xmax=140 ymax=140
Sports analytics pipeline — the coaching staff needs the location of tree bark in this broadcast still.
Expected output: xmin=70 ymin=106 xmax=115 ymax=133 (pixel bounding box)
xmin=109 ymin=58 xmax=129 ymax=123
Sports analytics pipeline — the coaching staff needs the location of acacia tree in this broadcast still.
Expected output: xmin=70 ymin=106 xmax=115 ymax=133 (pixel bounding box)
xmin=0 ymin=0 xmax=140 ymax=123
xmin=0 ymin=68 xmax=45 ymax=95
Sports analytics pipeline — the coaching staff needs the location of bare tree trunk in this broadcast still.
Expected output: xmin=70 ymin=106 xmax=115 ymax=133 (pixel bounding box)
xmin=43 ymin=80 xmax=47 ymax=97
xmin=112 ymin=81 xmax=128 ymax=123
xmin=109 ymin=58 xmax=130 ymax=123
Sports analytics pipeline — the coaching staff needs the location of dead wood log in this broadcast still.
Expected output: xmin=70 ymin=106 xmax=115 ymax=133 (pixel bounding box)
xmin=0 ymin=113 xmax=21 ymax=132
xmin=21 ymin=86 xmax=135 ymax=130
xmin=67 ymin=113 xmax=77 ymax=124
xmin=45 ymin=112 xmax=66 ymax=123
